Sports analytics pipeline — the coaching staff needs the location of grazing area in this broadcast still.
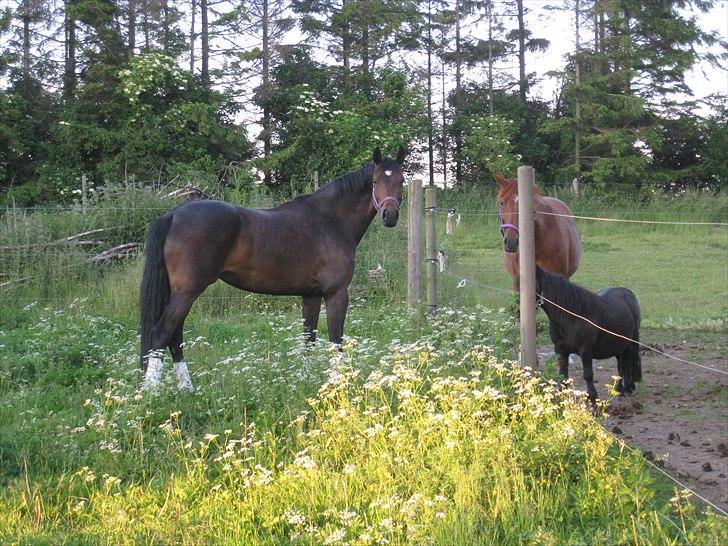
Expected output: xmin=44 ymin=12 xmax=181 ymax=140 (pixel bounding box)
xmin=0 ymin=186 xmax=726 ymax=543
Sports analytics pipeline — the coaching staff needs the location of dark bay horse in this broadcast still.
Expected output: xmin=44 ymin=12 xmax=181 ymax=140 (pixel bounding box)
xmin=494 ymin=174 xmax=581 ymax=290
xmin=535 ymin=266 xmax=642 ymax=402
xmin=140 ymin=148 xmax=406 ymax=390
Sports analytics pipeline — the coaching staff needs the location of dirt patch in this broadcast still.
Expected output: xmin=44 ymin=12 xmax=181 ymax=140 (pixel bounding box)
xmin=541 ymin=331 xmax=728 ymax=512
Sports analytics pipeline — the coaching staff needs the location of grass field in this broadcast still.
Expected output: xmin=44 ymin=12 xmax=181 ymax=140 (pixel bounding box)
xmin=1 ymin=184 xmax=727 ymax=543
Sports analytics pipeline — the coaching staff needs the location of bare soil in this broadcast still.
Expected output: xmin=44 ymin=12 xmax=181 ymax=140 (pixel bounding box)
xmin=541 ymin=330 xmax=728 ymax=512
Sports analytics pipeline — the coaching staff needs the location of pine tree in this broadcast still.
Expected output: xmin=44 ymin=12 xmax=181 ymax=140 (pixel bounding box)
xmin=546 ymin=0 xmax=723 ymax=188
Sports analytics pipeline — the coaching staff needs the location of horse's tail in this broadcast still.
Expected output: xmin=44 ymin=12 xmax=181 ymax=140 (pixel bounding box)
xmin=139 ymin=214 xmax=173 ymax=369
xmin=626 ymin=296 xmax=642 ymax=383
xmin=626 ymin=328 xmax=643 ymax=383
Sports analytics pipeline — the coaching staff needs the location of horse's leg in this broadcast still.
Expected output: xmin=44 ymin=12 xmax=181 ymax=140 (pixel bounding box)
xmin=144 ymin=291 xmax=197 ymax=390
xmin=581 ymin=350 xmax=598 ymax=404
xmin=169 ymin=322 xmax=193 ymax=391
xmin=504 ymin=252 xmax=520 ymax=291
xmin=615 ymin=355 xmax=626 ymax=395
xmin=302 ymin=296 xmax=322 ymax=343
xmin=556 ymin=349 xmax=570 ymax=380
xmin=324 ymin=287 xmax=349 ymax=345
xmin=617 ymin=352 xmax=636 ymax=394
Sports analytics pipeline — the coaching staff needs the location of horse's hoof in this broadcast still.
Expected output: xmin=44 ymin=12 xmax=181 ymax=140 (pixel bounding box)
xmin=142 ymin=356 xmax=164 ymax=391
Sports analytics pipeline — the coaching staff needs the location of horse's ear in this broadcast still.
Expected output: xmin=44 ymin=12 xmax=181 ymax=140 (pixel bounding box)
xmin=492 ymin=172 xmax=508 ymax=188
xmin=395 ymin=146 xmax=407 ymax=164
xmin=373 ymin=148 xmax=382 ymax=165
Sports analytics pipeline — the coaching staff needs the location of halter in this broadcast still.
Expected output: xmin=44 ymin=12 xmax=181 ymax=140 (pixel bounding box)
xmin=372 ymin=187 xmax=401 ymax=213
xmin=498 ymin=205 xmax=519 ymax=234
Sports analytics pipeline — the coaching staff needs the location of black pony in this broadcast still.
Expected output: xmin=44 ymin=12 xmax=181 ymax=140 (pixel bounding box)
xmin=535 ymin=266 xmax=642 ymax=402
xmin=139 ymin=148 xmax=406 ymax=390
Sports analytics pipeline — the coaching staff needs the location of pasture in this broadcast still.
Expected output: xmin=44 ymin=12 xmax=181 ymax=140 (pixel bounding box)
xmin=0 ymin=184 xmax=727 ymax=543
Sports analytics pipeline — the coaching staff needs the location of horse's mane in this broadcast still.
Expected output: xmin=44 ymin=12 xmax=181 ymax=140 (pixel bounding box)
xmin=328 ymin=162 xmax=376 ymax=197
xmin=538 ymin=267 xmax=603 ymax=317
xmin=319 ymin=156 xmax=403 ymax=197
xmin=495 ymin=175 xmax=542 ymax=199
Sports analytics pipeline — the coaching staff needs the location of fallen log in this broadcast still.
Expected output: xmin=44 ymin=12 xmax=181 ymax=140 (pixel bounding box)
xmin=89 ymin=242 xmax=141 ymax=263
xmin=165 ymin=184 xmax=212 ymax=200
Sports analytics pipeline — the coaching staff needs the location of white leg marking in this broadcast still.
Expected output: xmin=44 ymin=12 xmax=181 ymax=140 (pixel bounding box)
xmin=174 ymin=361 xmax=194 ymax=391
xmin=143 ymin=356 xmax=164 ymax=390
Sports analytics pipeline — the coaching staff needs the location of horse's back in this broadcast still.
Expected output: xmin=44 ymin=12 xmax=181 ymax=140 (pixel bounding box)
xmin=538 ymin=197 xmax=582 ymax=278
xmin=597 ymin=287 xmax=641 ymax=327
xmin=168 ymin=200 xmax=244 ymax=240
xmin=162 ymin=200 xmax=244 ymax=281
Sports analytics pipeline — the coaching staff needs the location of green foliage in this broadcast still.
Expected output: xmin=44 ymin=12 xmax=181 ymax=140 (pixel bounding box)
xmin=462 ymin=114 xmax=520 ymax=185
xmin=0 ymin=78 xmax=59 ymax=198
xmin=268 ymin=65 xmax=427 ymax=190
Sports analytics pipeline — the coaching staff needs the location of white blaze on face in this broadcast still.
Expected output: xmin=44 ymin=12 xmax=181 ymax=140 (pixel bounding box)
xmin=385 ymin=169 xmax=392 ymax=176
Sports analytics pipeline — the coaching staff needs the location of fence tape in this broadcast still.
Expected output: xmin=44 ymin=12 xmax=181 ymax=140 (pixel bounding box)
xmin=538 ymin=210 xmax=728 ymax=226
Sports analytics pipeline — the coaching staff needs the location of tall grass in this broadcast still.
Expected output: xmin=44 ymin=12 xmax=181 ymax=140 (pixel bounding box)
xmin=1 ymin=304 xmax=725 ymax=543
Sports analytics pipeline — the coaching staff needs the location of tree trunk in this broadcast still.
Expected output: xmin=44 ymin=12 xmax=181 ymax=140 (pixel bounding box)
xmin=622 ymin=4 xmax=631 ymax=94
xmin=342 ymin=0 xmax=350 ymax=93
xmin=201 ymin=0 xmax=209 ymax=88
xmin=487 ymin=1 xmax=493 ymax=116
xmin=516 ymin=0 xmax=527 ymax=101
xmin=455 ymin=0 xmax=462 ymax=185
xmin=143 ymin=0 xmax=150 ymax=51
xmin=362 ymin=18 xmax=370 ymax=98
xmin=190 ymin=0 xmax=195 ymax=72
xmin=64 ymin=0 xmax=76 ymax=99
xmin=162 ymin=0 xmax=170 ymax=52
xmin=574 ymin=0 xmax=581 ymax=176
xmin=262 ymin=0 xmax=272 ymax=186
xmin=22 ymin=6 xmax=30 ymax=78
xmin=128 ymin=0 xmax=136 ymax=57
xmin=426 ymin=0 xmax=434 ymax=187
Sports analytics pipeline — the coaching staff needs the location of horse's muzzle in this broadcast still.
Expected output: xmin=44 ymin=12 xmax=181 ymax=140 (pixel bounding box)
xmin=382 ymin=207 xmax=399 ymax=227
xmin=503 ymin=236 xmax=519 ymax=253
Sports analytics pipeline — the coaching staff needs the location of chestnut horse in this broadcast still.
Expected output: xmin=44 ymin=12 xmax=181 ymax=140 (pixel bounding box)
xmin=494 ymin=174 xmax=581 ymax=290
xmin=140 ymin=148 xmax=406 ymax=390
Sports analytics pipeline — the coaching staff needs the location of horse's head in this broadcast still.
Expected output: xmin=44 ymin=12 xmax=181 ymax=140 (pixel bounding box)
xmin=493 ymin=173 xmax=520 ymax=253
xmin=372 ymin=146 xmax=406 ymax=227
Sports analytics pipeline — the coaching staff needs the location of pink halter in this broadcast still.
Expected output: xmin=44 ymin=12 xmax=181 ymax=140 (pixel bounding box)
xmin=499 ymin=205 xmax=519 ymax=234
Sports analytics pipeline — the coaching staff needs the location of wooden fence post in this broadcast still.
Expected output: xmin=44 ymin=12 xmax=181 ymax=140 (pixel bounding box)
xmin=81 ymin=174 xmax=88 ymax=214
xmin=518 ymin=166 xmax=537 ymax=368
xmin=313 ymin=170 xmax=319 ymax=190
xmin=407 ymin=178 xmax=423 ymax=308
xmin=425 ymin=186 xmax=437 ymax=314
xmin=571 ymin=177 xmax=581 ymax=197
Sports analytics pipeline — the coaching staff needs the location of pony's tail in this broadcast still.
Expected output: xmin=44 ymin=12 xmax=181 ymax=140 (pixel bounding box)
xmin=139 ymin=214 xmax=173 ymax=369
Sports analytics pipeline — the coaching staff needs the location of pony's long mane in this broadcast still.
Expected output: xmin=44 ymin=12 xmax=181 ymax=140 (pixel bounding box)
xmin=538 ymin=268 xmax=604 ymax=318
